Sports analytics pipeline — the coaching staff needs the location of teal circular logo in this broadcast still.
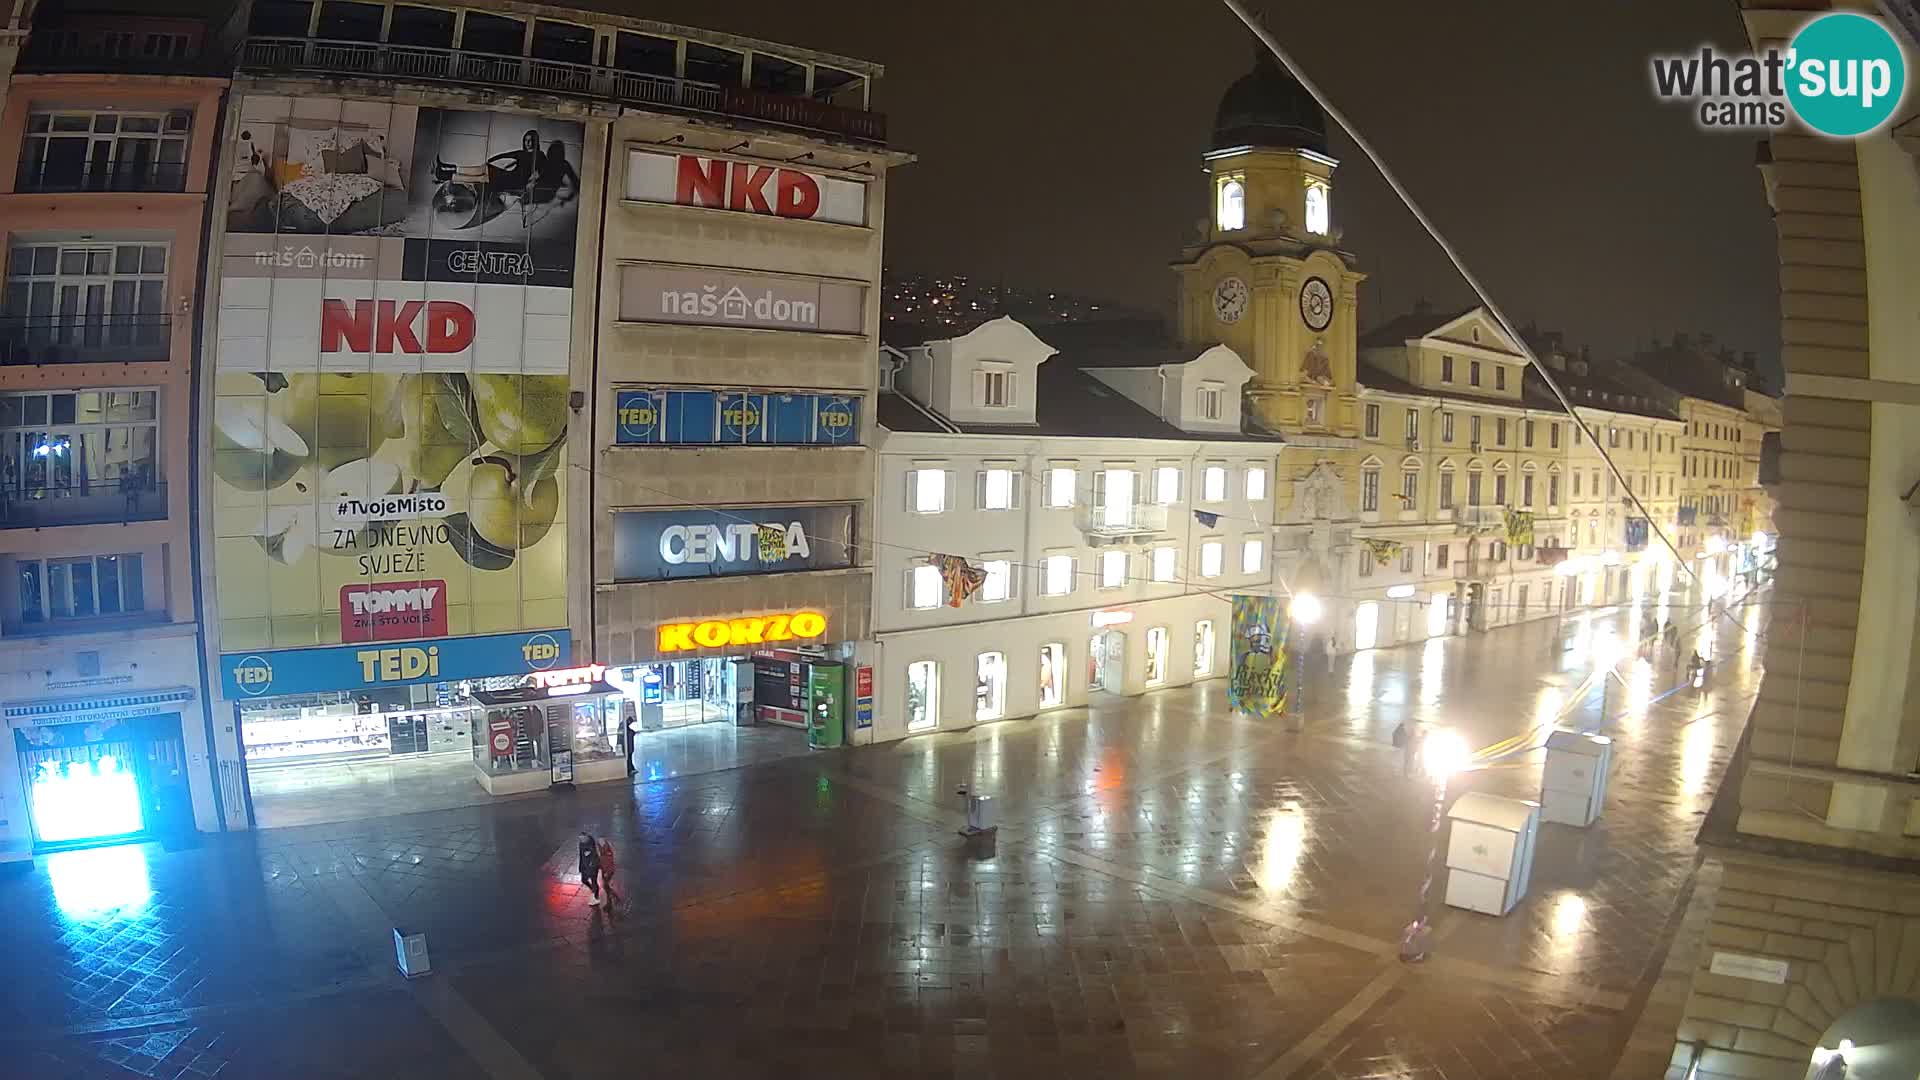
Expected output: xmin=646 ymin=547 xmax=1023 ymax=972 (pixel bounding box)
xmin=1786 ymin=13 xmax=1907 ymax=137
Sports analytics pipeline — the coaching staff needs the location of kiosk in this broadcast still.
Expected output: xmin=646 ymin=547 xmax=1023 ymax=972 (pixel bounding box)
xmin=469 ymin=679 xmax=628 ymax=795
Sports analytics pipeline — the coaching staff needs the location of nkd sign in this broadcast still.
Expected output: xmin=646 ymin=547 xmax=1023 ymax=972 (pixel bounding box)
xmin=619 ymin=264 xmax=866 ymax=335
xmin=626 ymin=150 xmax=868 ymax=226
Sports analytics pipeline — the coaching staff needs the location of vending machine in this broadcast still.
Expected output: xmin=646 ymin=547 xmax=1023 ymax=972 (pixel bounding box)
xmin=806 ymin=662 xmax=846 ymax=750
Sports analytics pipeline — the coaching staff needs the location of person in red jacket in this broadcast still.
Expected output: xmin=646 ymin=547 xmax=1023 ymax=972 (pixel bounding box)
xmin=596 ymin=836 xmax=625 ymax=916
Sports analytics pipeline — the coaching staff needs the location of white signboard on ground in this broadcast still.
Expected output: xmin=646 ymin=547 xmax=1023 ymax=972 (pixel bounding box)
xmin=1710 ymin=951 xmax=1790 ymax=984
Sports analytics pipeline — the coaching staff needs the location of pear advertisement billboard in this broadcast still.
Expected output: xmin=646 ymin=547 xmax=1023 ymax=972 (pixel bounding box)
xmin=210 ymin=95 xmax=581 ymax=657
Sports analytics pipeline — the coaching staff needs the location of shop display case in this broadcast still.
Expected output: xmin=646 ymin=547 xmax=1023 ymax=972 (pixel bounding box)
xmin=470 ymin=682 xmax=628 ymax=794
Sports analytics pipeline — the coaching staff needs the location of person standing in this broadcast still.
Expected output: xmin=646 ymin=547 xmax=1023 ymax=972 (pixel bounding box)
xmin=1321 ymin=633 xmax=1336 ymax=673
xmin=596 ymin=835 xmax=625 ymax=916
xmin=577 ymin=831 xmax=601 ymax=908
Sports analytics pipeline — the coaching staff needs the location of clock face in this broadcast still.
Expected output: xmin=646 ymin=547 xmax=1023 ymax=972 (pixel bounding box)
xmin=1212 ymin=276 xmax=1249 ymax=324
xmin=1300 ymin=277 xmax=1334 ymax=331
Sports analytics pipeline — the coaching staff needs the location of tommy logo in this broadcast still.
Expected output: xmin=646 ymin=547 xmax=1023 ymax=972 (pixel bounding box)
xmin=340 ymin=580 xmax=448 ymax=643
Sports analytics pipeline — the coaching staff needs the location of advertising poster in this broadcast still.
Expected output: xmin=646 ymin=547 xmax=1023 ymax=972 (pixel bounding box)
xmin=211 ymin=95 xmax=582 ymax=654
xmin=610 ymin=503 xmax=856 ymax=582
xmin=1228 ymin=595 xmax=1288 ymax=718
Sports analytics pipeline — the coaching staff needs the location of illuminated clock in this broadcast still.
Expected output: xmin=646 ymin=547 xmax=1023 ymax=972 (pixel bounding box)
xmin=1299 ymin=276 xmax=1334 ymax=331
xmin=1212 ymin=276 xmax=1249 ymax=324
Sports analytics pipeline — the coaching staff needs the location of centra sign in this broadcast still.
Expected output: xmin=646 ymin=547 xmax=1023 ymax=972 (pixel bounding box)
xmin=657 ymin=611 xmax=827 ymax=653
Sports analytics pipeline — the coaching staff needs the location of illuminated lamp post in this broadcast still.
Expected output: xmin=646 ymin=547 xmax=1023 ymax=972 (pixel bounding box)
xmin=1286 ymin=592 xmax=1322 ymax=731
xmin=1399 ymin=727 xmax=1470 ymax=962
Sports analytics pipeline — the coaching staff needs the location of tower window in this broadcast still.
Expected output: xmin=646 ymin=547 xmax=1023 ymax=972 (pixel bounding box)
xmin=1304 ymin=182 xmax=1329 ymax=235
xmin=1217 ymin=179 xmax=1245 ymax=231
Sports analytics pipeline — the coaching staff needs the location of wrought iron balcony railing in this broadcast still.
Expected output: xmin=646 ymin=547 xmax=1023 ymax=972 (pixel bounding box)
xmin=15 ymin=159 xmax=189 ymax=194
xmin=0 ymin=315 xmax=173 ymax=366
xmin=0 ymin=480 xmax=168 ymax=529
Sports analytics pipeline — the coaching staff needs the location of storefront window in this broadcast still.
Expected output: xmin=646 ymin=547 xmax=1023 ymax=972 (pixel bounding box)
xmin=473 ymin=703 xmax=553 ymax=776
xmin=569 ymin=697 xmax=622 ymax=762
xmin=906 ymin=660 xmax=938 ymax=732
xmin=975 ymin=652 xmax=1005 ymax=721
xmin=1038 ymin=642 xmax=1065 ymax=708
xmin=1194 ymin=621 xmax=1215 ymax=677
xmin=1145 ymin=626 xmax=1168 ymax=685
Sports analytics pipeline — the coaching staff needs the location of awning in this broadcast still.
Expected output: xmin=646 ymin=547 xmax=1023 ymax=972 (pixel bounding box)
xmin=4 ymin=687 xmax=196 ymax=727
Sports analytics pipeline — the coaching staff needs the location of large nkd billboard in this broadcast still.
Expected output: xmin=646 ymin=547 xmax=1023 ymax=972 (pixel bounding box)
xmin=211 ymin=96 xmax=582 ymax=654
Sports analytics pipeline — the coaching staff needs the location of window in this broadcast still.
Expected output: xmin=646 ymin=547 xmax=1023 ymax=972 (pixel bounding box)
xmin=1435 ymin=543 xmax=1450 ymax=569
xmin=390 ymin=5 xmax=457 ymax=47
xmin=1522 ymin=474 xmax=1534 ymax=507
xmin=1361 ymin=467 xmax=1380 ymax=512
xmin=1574 ymin=424 xmax=1584 ymax=445
xmin=249 ymin=0 xmax=314 ymax=36
xmin=1039 ymin=643 xmax=1066 ymax=707
xmin=750 ymin=52 xmax=808 ymax=95
xmin=1304 ymin=395 xmax=1325 ymax=426
xmin=1496 ymin=366 xmax=1508 ymax=391
xmin=1405 ymin=410 xmax=1419 ymax=443
xmin=530 ymin=19 xmax=593 ymax=64
xmin=1608 ymin=473 xmax=1617 ymax=496
xmin=1202 ymin=465 xmax=1227 ymax=502
xmin=1441 ymin=356 xmax=1455 ymax=383
xmin=1364 ymin=403 xmax=1380 ymax=438
xmin=980 ymin=560 xmax=1013 ymax=603
xmin=1245 ymin=465 xmax=1267 ymax=502
xmin=684 ymin=42 xmax=745 ymax=86
xmin=1400 ymin=469 xmax=1419 ymax=510
xmin=1154 ymin=465 xmax=1180 ymax=505
xmin=910 ymin=468 xmax=947 ymax=513
xmin=1046 ymin=466 xmax=1076 ymax=508
xmin=976 ymin=652 xmax=1006 ymax=721
xmin=0 ymin=389 xmax=159 ymax=505
xmin=1438 ymin=470 xmax=1455 ymax=510
xmin=1496 ymin=418 xmax=1508 ymax=446
xmin=1469 ymin=360 xmax=1482 ymax=387
xmin=1609 ymin=427 xmax=1620 ymax=449
xmin=18 ymin=553 xmax=143 ymax=623
xmin=1494 ymin=473 xmax=1508 ymax=505
xmin=1358 ymin=551 xmax=1373 ymax=577
xmin=1442 ymin=412 xmax=1455 ymax=443
xmin=1242 ymin=536 xmax=1265 ymax=574
xmin=978 ymin=467 xmax=1019 ymax=510
xmin=1042 ymin=553 xmax=1074 ymax=596
xmin=1470 ymin=415 xmax=1482 ymax=447
xmin=1199 ymin=541 xmax=1224 ymax=578
xmin=1197 ymin=382 xmax=1224 ymax=421
xmin=1524 ymin=420 xmax=1535 ymax=447
xmin=7 ymin=243 xmax=170 ymax=350
xmin=1151 ymin=546 xmax=1177 ymax=582
xmin=1194 ymin=621 xmax=1215 ymax=677
xmin=1100 ymin=550 xmax=1128 ymax=589
xmin=977 ymin=367 xmax=1014 ymax=408
xmin=1574 ymin=472 xmax=1582 ymax=497
xmin=21 ymin=111 xmax=192 ymax=192
xmin=908 ymin=565 xmax=942 ymax=610
xmin=1304 ymin=182 xmax=1330 ymax=235
xmin=1468 ymin=470 xmax=1483 ymax=505
xmin=906 ymin=660 xmax=939 ymax=732
xmin=1549 ymin=474 xmax=1561 ymax=506
xmin=1550 ymin=423 xmax=1560 ymax=449
xmin=1399 ymin=548 xmax=1414 ymax=573
xmin=1217 ymin=178 xmax=1245 ymax=231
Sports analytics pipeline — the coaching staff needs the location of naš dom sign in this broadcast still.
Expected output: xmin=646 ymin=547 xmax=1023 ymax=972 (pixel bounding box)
xmin=657 ymin=611 xmax=828 ymax=653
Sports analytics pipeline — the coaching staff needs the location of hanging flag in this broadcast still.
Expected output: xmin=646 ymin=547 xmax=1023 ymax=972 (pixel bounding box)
xmin=1358 ymin=537 xmax=1404 ymax=566
xmin=1229 ymin=595 xmax=1288 ymax=718
xmin=1504 ymin=509 xmax=1535 ymax=547
xmin=1194 ymin=510 xmax=1220 ymax=528
xmin=1624 ymin=517 xmax=1649 ymax=549
xmin=756 ymin=523 xmax=789 ymax=562
xmin=927 ymin=554 xmax=988 ymax=608
xmin=1678 ymin=505 xmax=1698 ymax=527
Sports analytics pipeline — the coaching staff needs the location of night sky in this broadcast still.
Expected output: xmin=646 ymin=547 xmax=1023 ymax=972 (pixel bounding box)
xmin=604 ymin=0 xmax=1781 ymax=374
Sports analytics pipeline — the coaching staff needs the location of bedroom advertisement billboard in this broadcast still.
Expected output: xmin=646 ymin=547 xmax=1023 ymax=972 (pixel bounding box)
xmin=211 ymin=95 xmax=582 ymax=654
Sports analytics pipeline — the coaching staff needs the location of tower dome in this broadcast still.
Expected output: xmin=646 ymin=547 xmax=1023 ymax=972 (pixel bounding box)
xmin=1211 ymin=42 xmax=1328 ymax=154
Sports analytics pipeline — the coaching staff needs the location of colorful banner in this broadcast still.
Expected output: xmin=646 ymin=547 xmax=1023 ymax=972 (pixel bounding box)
xmin=928 ymin=554 xmax=987 ymax=608
xmin=1624 ymin=517 xmax=1650 ymax=550
xmin=1504 ymin=509 xmax=1535 ymax=547
xmin=1359 ymin=537 xmax=1403 ymax=567
xmin=211 ymin=97 xmax=582 ymax=656
xmin=1228 ymin=595 xmax=1289 ymax=718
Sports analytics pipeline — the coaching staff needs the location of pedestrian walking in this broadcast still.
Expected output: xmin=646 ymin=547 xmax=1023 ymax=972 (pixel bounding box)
xmin=577 ymin=831 xmax=601 ymax=908
xmin=1322 ymin=633 xmax=1336 ymax=673
xmin=596 ymin=835 xmax=625 ymax=915
xmin=1394 ymin=719 xmax=1424 ymax=778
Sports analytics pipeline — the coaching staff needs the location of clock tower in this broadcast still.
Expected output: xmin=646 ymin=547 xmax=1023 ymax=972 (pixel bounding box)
xmin=1173 ymin=44 xmax=1365 ymax=436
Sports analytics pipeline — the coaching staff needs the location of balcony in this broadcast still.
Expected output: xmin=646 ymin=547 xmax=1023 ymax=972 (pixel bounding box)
xmin=1076 ymin=502 xmax=1170 ymax=542
xmin=1451 ymin=505 xmax=1505 ymax=532
xmin=239 ymin=37 xmax=888 ymax=145
xmin=0 ymin=316 xmax=173 ymax=366
xmin=1 ymin=481 xmax=168 ymax=530
xmin=15 ymin=159 xmax=189 ymax=195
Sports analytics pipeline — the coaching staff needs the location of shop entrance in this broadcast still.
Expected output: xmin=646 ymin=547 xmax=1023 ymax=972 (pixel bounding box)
xmin=613 ymin=658 xmax=736 ymax=729
xmin=15 ymin=712 xmax=191 ymax=851
xmin=1088 ymin=630 xmax=1126 ymax=693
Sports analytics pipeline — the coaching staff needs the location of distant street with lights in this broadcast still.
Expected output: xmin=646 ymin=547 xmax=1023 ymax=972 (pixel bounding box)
xmin=0 ymin=597 xmax=1768 ymax=1079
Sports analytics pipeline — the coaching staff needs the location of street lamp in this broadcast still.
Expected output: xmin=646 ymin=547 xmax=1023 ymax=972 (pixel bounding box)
xmin=1401 ymin=724 xmax=1470 ymax=963
xmin=1286 ymin=593 xmax=1320 ymax=731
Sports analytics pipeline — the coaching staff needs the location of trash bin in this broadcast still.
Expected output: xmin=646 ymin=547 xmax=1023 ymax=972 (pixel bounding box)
xmin=1540 ymin=728 xmax=1612 ymax=827
xmin=1444 ymin=792 xmax=1539 ymax=916
xmin=393 ymin=927 xmax=431 ymax=978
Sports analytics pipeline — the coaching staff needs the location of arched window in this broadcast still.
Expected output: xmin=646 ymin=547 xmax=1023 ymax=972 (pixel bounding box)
xmin=1304 ymin=182 xmax=1329 ymax=235
xmin=1218 ymin=179 xmax=1245 ymax=231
